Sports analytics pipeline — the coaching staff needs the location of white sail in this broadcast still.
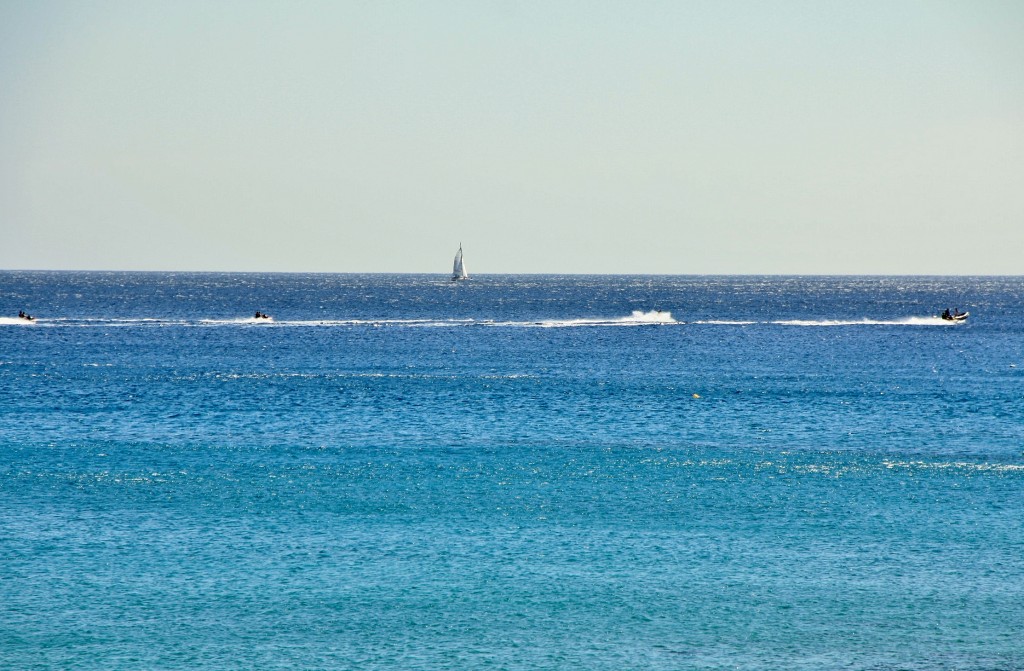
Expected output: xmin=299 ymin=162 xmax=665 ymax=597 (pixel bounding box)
xmin=452 ymin=244 xmax=468 ymax=280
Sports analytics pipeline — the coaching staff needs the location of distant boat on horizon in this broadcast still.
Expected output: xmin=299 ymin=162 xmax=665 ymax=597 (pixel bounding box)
xmin=451 ymin=244 xmax=469 ymax=281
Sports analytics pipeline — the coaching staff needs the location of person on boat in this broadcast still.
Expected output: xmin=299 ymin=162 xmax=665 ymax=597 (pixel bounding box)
xmin=941 ymin=308 xmax=951 ymax=320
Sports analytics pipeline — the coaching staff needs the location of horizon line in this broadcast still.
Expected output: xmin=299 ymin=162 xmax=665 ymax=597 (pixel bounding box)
xmin=1 ymin=268 xmax=1020 ymax=278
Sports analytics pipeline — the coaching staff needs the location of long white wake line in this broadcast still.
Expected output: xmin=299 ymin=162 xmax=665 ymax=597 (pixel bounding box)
xmin=692 ymin=316 xmax=962 ymax=327
xmin=489 ymin=310 xmax=678 ymax=328
xmin=768 ymin=317 xmax=961 ymax=327
xmin=1 ymin=313 xmax=965 ymax=328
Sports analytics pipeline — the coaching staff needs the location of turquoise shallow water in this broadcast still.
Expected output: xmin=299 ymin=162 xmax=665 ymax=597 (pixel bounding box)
xmin=1 ymin=273 xmax=1022 ymax=670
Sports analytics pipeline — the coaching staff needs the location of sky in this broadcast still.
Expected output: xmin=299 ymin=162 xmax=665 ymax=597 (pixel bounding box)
xmin=1 ymin=0 xmax=1022 ymax=274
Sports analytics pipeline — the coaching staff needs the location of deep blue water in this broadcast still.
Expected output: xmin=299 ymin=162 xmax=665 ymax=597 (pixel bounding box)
xmin=1 ymin=272 xmax=1022 ymax=670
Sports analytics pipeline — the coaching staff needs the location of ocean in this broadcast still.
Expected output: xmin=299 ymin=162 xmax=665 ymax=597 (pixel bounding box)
xmin=1 ymin=272 xmax=1022 ymax=670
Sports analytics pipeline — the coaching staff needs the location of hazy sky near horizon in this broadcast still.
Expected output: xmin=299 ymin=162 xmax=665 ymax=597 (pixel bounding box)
xmin=1 ymin=1 xmax=1022 ymax=274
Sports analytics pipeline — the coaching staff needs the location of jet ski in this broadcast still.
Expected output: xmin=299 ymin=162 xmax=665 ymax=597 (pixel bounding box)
xmin=940 ymin=308 xmax=968 ymax=322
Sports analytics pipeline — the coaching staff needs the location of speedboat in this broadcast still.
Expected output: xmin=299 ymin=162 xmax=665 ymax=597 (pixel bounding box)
xmin=941 ymin=311 xmax=968 ymax=322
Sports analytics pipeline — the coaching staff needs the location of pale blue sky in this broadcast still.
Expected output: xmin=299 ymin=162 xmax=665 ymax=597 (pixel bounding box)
xmin=2 ymin=0 xmax=1022 ymax=273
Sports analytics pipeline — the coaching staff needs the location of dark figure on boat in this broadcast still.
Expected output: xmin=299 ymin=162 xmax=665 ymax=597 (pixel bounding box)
xmin=254 ymin=311 xmax=270 ymax=319
xmin=18 ymin=310 xmax=34 ymax=321
xmin=941 ymin=308 xmax=951 ymax=320
xmin=941 ymin=307 xmax=968 ymax=322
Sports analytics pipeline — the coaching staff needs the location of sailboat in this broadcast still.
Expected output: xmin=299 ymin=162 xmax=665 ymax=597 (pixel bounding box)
xmin=451 ymin=244 xmax=469 ymax=281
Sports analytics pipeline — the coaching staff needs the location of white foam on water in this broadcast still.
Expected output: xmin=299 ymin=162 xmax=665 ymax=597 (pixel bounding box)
xmin=622 ymin=310 xmax=677 ymax=324
xmin=95 ymin=318 xmax=192 ymax=327
xmin=683 ymin=316 xmax=962 ymax=327
xmin=11 ymin=317 xmax=194 ymax=327
xmin=897 ymin=316 xmax=965 ymax=326
xmin=693 ymin=320 xmax=758 ymax=325
xmin=492 ymin=310 xmax=678 ymax=328
xmin=0 ymin=317 xmax=37 ymax=326
xmin=883 ymin=460 xmax=1024 ymax=472
xmin=265 ymin=318 xmax=475 ymax=328
xmin=198 ymin=317 xmax=275 ymax=325
xmin=771 ymin=316 xmax=961 ymax=327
